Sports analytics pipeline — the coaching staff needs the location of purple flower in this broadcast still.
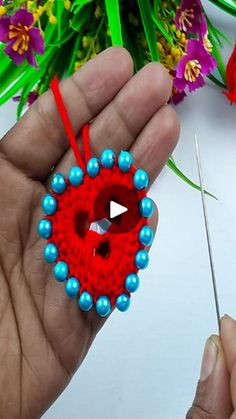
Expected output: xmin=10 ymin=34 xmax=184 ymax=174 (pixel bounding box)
xmin=174 ymin=39 xmax=217 ymax=93
xmin=13 ymin=90 xmax=38 ymax=105
xmin=169 ymin=70 xmax=187 ymax=105
xmin=0 ymin=8 xmax=44 ymax=68
xmin=175 ymin=0 xmax=204 ymax=34
xmin=171 ymin=89 xmax=187 ymax=105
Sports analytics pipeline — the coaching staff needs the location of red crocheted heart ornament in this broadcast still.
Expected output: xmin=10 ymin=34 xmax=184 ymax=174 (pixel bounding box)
xmin=38 ymin=78 xmax=155 ymax=317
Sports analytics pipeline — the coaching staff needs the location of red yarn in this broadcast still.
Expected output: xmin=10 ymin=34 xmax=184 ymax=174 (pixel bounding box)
xmin=82 ymin=124 xmax=91 ymax=163
xmin=50 ymin=77 xmax=88 ymax=169
xmin=47 ymin=164 xmax=147 ymax=305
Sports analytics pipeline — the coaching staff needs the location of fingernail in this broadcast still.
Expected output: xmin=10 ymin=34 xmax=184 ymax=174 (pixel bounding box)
xmin=200 ymin=337 xmax=218 ymax=381
xmin=222 ymin=314 xmax=235 ymax=321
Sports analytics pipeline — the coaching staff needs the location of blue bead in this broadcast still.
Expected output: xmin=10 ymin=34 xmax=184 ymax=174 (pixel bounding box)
xmin=68 ymin=166 xmax=84 ymax=186
xmin=100 ymin=149 xmax=115 ymax=168
xmin=139 ymin=226 xmax=154 ymax=246
xmin=87 ymin=158 xmax=100 ymax=178
xmin=125 ymin=273 xmax=140 ymax=293
xmin=79 ymin=291 xmax=93 ymax=311
xmin=134 ymin=169 xmax=149 ymax=190
xmin=139 ymin=197 xmax=154 ymax=218
xmin=44 ymin=243 xmax=58 ymax=263
xmin=135 ymin=249 xmax=149 ymax=270
xmin=42 ymin=194 xmax=57 ymax=215
xmin=51 ymin=173 xmax=66 ymax=194
xmin=37 ymin=219 xmax=52 ymax=239
xmin=53 ymin=261 xmax=68 ymax=282
xmin=96 ymin=296 xmax=111 ymax=317
xmin=118 ymin=151 xmax=133 ymax=172
xmin=116 ymin=293 xmax=130 ymax=312
xmin=65 ymin=277 xmax=80 ymax=298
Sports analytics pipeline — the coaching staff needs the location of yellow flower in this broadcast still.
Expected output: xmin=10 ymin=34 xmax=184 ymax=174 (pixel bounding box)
xmin=49 ymin=15 xmax=57 ymax=24
xmin=64 ymin=0 xmax=71 ymax=11
xmin=74 ymin=62 xmax=82 ymax=72
xmin=0 ymin=6 xmax=6 ymax=16
xmin=82 ymin=36 xmax=89 ymax=48
xmin=95 ymin=5 xmax=101 ymax=19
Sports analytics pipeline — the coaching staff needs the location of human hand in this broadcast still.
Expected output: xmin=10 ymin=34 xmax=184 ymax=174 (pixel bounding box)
xmin=186 ymin=316 xmax=236 ymax=419
xmin=0 ymin=47 xmax=179 ymax=418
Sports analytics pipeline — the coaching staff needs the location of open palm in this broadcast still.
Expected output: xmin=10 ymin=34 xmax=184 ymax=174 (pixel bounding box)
xmin=0 ymin=47 xmax=179 ymax=418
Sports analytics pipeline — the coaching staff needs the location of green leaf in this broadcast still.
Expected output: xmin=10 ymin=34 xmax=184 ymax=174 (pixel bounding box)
xmin=71 ymin=4 xmax=93 ymax=31
xmin=0 ymin=47 xmax=55 ymax=105
xmin=167 ymin=159 xmax=216 ymax=199
xmin=66 ymin=35 xmax=82 ymax=76
xmin=152 ymin=13 xmax=174 ymax=46
xmin=208 ymin=74 xmax=226 ymax=88
xmin=55 ymin=0 xmax=65 ymax=46
xmin=206 ymin=17 xmax=232 ymax=47
xmin=105 ymin=0 xmax=123 ymax=46
xmin=208 ymin=31 xmax=226 ymax=83
xmin=16 ymin=83 xmax=32 ymax=120
xmin=137 ymin=0 xmax=159 ymax=61
xmin=209 ymin=0 xmax=236 ymax=16
xmin=71 ymin=0 xmax=93 ymax=14
xmin=123 ymin=23 xmax=144 ymax=72
xmin=0 ymin=61 xmax=28 ymax=96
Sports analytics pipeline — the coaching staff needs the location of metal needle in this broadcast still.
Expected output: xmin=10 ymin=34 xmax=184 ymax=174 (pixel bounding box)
xmin=195 ymin=135 xmax=221 ymax=333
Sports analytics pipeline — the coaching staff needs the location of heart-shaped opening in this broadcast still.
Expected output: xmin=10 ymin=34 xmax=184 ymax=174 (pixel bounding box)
xmin=95 ymin=240 xmax=110 ymax=258
xmin=74 ymin=211 xmax=90 ymax=238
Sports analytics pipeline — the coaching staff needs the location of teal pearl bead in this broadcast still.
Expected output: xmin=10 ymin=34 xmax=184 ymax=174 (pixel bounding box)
xmin=42 ymin=194 xmax=57 ymax=215
xmin=37 ymin=219 xmax=52 ymax=239
xmin=68 ymin=166 xmax=84 ymax=186
xmin=125 ymin=273 xmax=140 ymax=293
xmin=118 ymin=150 xmax=133 ymax=172
xmin=53 ymin=261 xmax=68 ymax=282
xmin=135 ymin=249 xmax=149 ymax=270
xmin=134 ymin=169 xmax=149 ymax=190
xmin=116 ymin=293 xmax=130 ymax=312
xmin=87 ymin=158 xmax=100 ymax=178
xmin=79 ymin=291 xmax=93 ymax=311
xmin=51 ymin=173 xmax=66 ymax=194
xmin=139 ymin=197 xmax=154 ymax=218
xmin=139 ymin=226 xmax=154 ymax=246
xmin=96 ymin=296 xmax=111 ymax=317
xmin=44 ymin=243 xmax=58 ymax=263
xmin=100 ymin=149 xmax=115 ymax=168
xmin=65 ymin=277 xmax=80 ymax=298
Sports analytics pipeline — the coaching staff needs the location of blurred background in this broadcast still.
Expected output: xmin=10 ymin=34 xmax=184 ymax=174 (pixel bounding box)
xmin=1 ymin=1 xmax=236 ymax=418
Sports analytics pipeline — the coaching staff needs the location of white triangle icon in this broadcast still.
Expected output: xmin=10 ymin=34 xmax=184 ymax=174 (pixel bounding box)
xmin=110 ymin=200 xmax=128 ymax=219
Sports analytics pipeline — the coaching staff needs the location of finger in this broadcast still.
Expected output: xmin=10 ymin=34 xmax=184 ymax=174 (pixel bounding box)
xmin=186 ymin=335 xmax=233 ymax=419
xmin=221 ymin=315 xmax=236 ymax=411
xmin=0 ymin=47 xmax=133 ymax=180
xmin=131 ymin=105 xmax=180 ymax=183
xmin=88 ymin=62 xmax=172 ymax=154
xmin=51 ymin=63 xmax=172 ymax=175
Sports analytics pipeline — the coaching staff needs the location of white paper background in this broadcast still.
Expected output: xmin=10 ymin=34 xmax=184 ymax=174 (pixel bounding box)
xmin=0 ymin=3 xmax=236 ymax=418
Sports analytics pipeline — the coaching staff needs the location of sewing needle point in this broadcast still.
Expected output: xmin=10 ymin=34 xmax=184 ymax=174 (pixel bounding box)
xmin=195 ymin=135 xmax=221 ymax=334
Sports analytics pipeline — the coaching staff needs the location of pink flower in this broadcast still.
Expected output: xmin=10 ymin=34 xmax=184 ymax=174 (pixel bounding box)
xmin=175 ymin=0 xmax=204 ymax=35
xmin=174 ymin=39 xmax=217 ymax=93
xmin=0 ymin=8 xmax=44 ymax=67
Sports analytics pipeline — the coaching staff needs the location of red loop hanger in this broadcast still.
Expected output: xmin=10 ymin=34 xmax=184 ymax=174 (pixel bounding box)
xmin=50 ymin=78 xmax=91 ymax=171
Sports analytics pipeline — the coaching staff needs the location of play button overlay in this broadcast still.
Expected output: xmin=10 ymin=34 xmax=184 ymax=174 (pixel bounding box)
xmin=110 ymin=201 xmax=128 ymax=219
xmin=94 ymin=185 xmax=141 ymax=234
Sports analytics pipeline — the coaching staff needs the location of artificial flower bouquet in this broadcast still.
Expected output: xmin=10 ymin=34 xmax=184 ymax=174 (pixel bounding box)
xmin=0 ymin=0 xmax=235 ymax=185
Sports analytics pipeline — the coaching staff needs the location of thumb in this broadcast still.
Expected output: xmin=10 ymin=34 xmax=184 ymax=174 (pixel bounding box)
xmin=186 ymin=335 xmax=233 ymax=419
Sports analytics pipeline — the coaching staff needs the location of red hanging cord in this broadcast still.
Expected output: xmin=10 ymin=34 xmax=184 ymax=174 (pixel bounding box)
xmin=82 ymin=123 xmax=91 ymax=163
xmin=50 ymin=77 xmax=90 ymax=170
